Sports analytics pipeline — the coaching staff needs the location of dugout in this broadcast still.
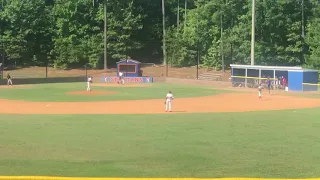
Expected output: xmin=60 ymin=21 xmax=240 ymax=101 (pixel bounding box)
xmin=230 ymin=64 xmax=319 ymax=92
xmin=116 ymin=59 xmax=142 ymax=77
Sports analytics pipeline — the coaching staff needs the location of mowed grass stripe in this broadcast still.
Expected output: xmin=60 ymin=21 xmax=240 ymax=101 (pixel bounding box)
xmin=0 ymin=109 xmax=320 ymax=178
xmin=0 ymin=83 xmax=228 ymax=102
xmin=0 ymin=177 xmax=319 ymax=180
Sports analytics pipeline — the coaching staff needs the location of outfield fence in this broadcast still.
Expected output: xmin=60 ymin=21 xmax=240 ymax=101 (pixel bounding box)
xmin=302 ymin=83 xmax=320 ymax=91
xmin=0 ymin=63 xmax=161 ymax=79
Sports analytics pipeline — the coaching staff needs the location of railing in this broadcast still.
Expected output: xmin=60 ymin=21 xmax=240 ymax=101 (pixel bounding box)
xmin=198 ymin=72 xmax=223 ymax=81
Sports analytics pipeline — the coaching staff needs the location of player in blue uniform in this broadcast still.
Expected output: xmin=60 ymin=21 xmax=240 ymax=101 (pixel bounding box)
xmin=267 ymin=77 xmax=271 ymax=94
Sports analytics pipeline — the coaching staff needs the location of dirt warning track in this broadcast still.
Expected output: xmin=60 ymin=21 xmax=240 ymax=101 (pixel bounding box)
xmin=0 ymin=93 xmax=319 ymax=114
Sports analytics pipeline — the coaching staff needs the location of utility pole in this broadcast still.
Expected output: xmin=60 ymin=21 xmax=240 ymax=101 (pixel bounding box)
xmin=177 ymin=0 xmax=179 ymax=28
xmin=301 ymin=0 xmax=305 ymax=38
xmin=1 ymin=0 xmax=4 ymax=79
xmin=162 ymin=0 xmax=168 ymax=77
xmin=196 ymin=2 xmax=199 ymax=79
xmin=220 ymin=14 xmax=225 ymax=72
xmin=104 ymin=0 xmax=108 ymax=70
xmin=184 ymin=0 xmax=187 ymax=31
xmin=250 ymin=0 xmax=255 ymax=65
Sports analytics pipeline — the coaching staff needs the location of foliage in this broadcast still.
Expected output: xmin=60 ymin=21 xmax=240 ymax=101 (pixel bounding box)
xmin=0 ymin=0 xmax=320 ymax=70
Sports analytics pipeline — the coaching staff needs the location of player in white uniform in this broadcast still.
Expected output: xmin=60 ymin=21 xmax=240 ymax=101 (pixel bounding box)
xmin=165 ymin=90 xmax=174 ymax=112
xmin=258 ymin=84 xmax=262 ymax=99
xmin=118 ymin=72 xmax=124 ymax=85
xmin=87 ymin=76 xmax=92 ymax=91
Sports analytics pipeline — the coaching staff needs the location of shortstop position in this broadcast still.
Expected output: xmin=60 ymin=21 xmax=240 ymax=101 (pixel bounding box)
xmin=165 ymin=90 xmax=174 ymax=112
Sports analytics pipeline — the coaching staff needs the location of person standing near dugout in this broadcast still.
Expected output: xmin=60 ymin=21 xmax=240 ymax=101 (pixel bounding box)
xmin=267 ymin=77 xmax=271 ymax=94
xmin=7 ymin=73 xmax=13 ymax=86
xmin=258 ymin=84 xmax=262 ymax=99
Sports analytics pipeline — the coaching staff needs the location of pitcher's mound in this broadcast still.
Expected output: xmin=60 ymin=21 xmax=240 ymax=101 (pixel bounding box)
xmin=92 ymin=83 xmax=151 ymax=87
xmin=66 ymin=91 xmax=117 ymax=95
xmin=0 ymin=85 xmax=32 ymax=89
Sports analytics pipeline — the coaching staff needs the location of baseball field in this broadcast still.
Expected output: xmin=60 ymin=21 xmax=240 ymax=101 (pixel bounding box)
xmin=0 ymin=81 xmax=319 ymax=179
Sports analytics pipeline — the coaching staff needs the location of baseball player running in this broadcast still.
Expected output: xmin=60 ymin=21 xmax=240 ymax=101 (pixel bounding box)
xmin=7 ymin=73 xmax=13 ymax=86
xmin=165 ymin=90 xmax=174 ymax=112
xmin=258 ymin=83 xmax=262 ymax=99
xmin=87 ymin=76 xmax=93 ymax=91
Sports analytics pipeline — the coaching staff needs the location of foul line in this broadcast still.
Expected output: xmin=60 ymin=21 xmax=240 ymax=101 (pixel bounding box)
xmin=0 ymin=177 xmax=319 ymax=180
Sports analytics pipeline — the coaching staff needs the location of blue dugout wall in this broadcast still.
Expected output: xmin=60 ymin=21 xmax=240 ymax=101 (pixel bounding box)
xmin=302 ymin=71 xmax=319 ymax=91
xmin=288 ymin=71 xmax=303 ymax=91
xmin=288 ymin=70 xmax=319 ymax=92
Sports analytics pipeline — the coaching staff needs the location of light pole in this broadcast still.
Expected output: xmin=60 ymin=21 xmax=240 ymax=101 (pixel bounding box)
xmin=177 ymin=0 xmax=179 ymax=28
xmin=1 ymin=0 xmax=4 ymax=78
xmin=104 ymin=0 xmax=108 ymax=70
xmin=196 ymin=2 xmax=199 ymax=79
xmin=162 ymin=0 xmax=168 ymax=76
xmin=250 ymin=0 xmax=255 ymax=66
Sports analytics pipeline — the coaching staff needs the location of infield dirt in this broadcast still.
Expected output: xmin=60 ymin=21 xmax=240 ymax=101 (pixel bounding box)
xmin=0 ymin=93 xmax=319 ymax=114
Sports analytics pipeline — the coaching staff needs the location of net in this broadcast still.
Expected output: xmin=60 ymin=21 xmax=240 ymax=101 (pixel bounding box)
xmin=231 ymin=76 xmax=284 ymax=89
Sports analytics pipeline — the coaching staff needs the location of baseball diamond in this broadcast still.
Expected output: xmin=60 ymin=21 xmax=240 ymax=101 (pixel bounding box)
xmin=0 ymin=80 xmax=320 ymax=179
xmin=2 ymin=0 xmax=320 ymax=179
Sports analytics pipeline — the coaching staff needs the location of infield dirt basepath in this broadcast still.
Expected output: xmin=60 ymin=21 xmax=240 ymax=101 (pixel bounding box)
xmin=0 ymin=93 xmax=319 ymax=114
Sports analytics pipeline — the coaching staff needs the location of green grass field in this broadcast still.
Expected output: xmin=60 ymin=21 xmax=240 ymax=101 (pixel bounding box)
xmin=0 ymin=83 xmax=319 ymax=178
xmin=0 ymin=83 xmax=226 ymax=102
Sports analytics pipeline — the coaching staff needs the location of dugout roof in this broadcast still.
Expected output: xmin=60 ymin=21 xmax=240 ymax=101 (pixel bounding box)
xmin=230 ymin=64 xmax=318 ymax=72
xmin=117 ymin=59 xmax=141 ymax=64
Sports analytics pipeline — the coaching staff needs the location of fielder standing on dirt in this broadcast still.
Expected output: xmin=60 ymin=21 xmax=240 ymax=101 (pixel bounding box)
xmin=165 ymin=90 xmax=174 ymax=112
xmin=7 ymin=73 xmax=13 ymax=86
xmin=258 ymin=84 xmax=262 ymax=99
xmin=87 ymin=76 xmax=93 ymax=91
xmin=267 ymin=77 xmax=271 ymax=94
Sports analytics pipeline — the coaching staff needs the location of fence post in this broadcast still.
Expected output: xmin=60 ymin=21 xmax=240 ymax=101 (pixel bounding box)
xmin=45 ymin=65 xmax=48 ymax=78
xmin=85 ymin=64 xmax=88 ymax=77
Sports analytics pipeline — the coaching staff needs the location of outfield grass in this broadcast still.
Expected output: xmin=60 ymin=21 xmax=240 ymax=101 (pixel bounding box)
xmin=0 ymin=83 xmax=227 ymax=102
xmin=0 ymin=108 xmax=319 ymax=178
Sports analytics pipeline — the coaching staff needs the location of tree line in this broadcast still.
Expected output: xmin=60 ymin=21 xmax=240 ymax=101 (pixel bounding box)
xmin=0 ymin=0 xmax=320 ymax=70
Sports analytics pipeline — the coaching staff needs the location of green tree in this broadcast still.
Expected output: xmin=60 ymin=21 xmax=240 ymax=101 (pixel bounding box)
xmin=306 ymin=0 xmax=320 ymax=69
xmin=0 ymin=0 xmax=53 ymax=66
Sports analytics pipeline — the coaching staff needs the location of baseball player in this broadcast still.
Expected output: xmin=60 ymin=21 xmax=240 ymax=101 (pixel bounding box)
xmin=87 ymin=76 xmax=93 ymax=91
xmin=118 ymin=72 xmax=124 ymax=85
xmin=258 ymin=83 xmax=262 ymax=99
xmin=7 ymin=73 xmax=13 ymax=86
xmin=267 ymin=77 xmax=271 ymax=94
xmin=165 ymin=90 xmax=174 ymax=112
